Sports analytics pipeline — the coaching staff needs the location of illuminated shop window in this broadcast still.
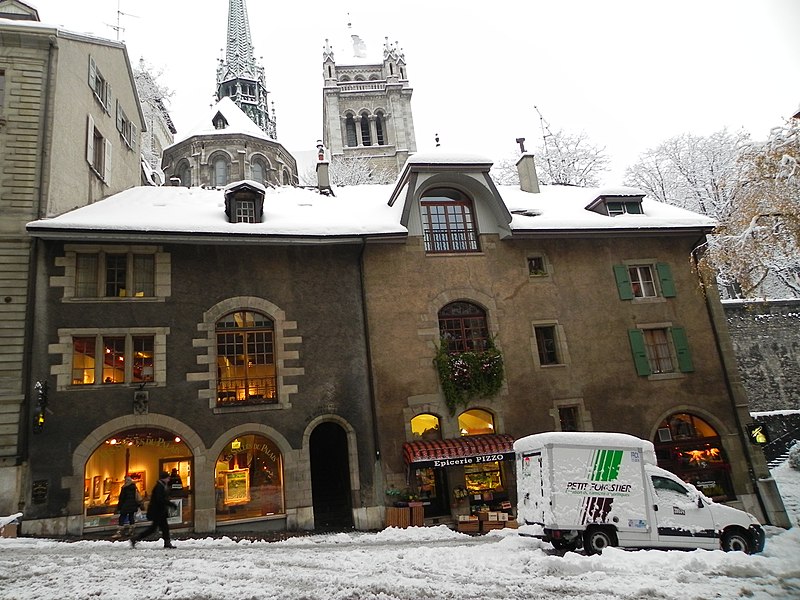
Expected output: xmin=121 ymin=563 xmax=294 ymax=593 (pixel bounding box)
xmin=458 ymin=409 xmax=494 ymax=436
xmin=84 ymin=428 xmax=191 ymax=530
xmin=411 ymin=413 xmax=441 ymax=440
xmin=215 ymin=434 xmax=284 ymax=523
xmin=653 ymin=412 xmax=733 ymax=501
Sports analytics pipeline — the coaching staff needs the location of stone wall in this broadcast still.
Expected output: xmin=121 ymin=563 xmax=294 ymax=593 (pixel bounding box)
xmin=724 ymin=300 xmax=800 ymax=411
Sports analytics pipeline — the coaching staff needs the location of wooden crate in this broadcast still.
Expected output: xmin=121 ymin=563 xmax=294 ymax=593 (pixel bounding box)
xmin=385 ymin=506 xmax=410 ymax=529
xmin=481 ymin=521 xmax=505 ymax=533
xmin=457 ymin=520 xmax=480 ymax=534
xmin=410 ymin=505 xmax=424 ymax=527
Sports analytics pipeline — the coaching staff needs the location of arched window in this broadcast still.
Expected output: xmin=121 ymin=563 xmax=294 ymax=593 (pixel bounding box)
xmin=216 ymin=310 xmax=276 ymax=406
xmin=250 ymin=159 xmax=266 ymax=185
xmin=458 ymin=409 xmax=495 ymax=436
xmin=340 ymin=75 xmax=351 ymax=82
xmin=420 ymin=188 xmax=479 ymax=253
xmin=215 ymin=434 xmax=284 ymax=522
xmin=344 ymin=114 xmax=357 ymax=147
xmin=411 ymin=413 xmax=441 ymax=440
xmin=359 ymin=112 xmax=371 ymax=146
xmin=375 ymin=111 xmax=386 ymax=146
xmin=653 ymin=412 xmax=734 ymax=501
xmin=368 ymin=74 xmax=379 ymax=81
xmin=438 ymin=301 xmax=489 ymax=353
xmin=176 ymin=161 xmax=190 ymax=187
xmin=212 ymin=156 xmax=229 ymax=187
xmin=354 ymin=75 xmax=365 ymax=81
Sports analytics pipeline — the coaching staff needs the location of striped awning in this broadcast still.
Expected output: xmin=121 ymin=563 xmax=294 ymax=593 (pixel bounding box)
xmin=402 ymin=434 xmax=515 ymax=468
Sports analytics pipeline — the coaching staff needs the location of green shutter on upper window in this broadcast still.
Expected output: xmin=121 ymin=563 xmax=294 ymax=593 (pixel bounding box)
xmin=656 ymin=263 xmax=676 ymax=297
xmin=628 ymin=329 xmax=651 ymax=376
xmin=670 ymin=327 xmax=694 ymax=372
xmin=614 ymin=265 xmax=633 ymax=300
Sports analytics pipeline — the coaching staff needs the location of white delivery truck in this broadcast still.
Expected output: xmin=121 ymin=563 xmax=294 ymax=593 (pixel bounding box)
xmin=515 ymin=431 xmax=765 ymax=554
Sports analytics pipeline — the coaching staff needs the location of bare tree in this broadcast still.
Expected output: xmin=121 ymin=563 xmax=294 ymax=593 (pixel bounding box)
xmin=133 ymin=59 xmax=175 ymax=172
xmin=328 ymin=155 xmax=395 ymax=187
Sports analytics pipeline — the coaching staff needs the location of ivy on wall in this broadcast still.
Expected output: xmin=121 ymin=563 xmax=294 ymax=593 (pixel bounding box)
xmin=434 ymin=339 xmax=504 ymax=415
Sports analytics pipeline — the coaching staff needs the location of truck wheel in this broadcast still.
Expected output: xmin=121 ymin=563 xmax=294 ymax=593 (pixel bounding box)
xmin=721 ymin=529 xmax=753 ymax=554
xmin=583 ymin=527 xmax=616 ymax=555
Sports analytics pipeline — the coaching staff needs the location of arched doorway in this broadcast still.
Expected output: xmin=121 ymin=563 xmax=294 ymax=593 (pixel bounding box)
xmin=310 ymin=422 xmax=353 ymax=530
xmin=83 ymin=427 xmax=192 ymax=530
xmin=653 ymin=412 xmax=734 ymax=501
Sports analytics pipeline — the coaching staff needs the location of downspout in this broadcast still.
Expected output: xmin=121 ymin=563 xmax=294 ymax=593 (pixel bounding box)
xmin=19 ymin=36 xmax=56 ymax=470
xmin=358 ymin=238 xmax=381 ymax=463
xmin=690 ymin=236 xmax=776 ymax=524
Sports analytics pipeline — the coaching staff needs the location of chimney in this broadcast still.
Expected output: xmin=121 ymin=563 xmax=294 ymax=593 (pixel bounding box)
xmin=315 ymin=140 xmax=333 ymax=195
xmin=516 ymin=153 xmax=540 ymax=194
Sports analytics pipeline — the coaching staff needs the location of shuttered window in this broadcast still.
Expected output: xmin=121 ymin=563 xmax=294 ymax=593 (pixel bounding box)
xmin=628 ymin=327 xmax=693 ymax=376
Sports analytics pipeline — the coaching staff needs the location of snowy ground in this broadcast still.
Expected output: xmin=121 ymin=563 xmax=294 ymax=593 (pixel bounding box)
xmin=1 ymin=463 xmax=799 ymax=600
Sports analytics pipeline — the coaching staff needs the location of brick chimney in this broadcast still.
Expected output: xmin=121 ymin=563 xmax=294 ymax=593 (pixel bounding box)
xmin=516 ymin=153 xmax=540 ymax=194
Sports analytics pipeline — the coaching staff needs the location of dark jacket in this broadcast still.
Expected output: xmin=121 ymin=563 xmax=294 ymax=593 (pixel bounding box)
xmin=146 ymin=480 xmax=175 ymax=521
xmin=118 ymin=481 xmax=140 ymax=514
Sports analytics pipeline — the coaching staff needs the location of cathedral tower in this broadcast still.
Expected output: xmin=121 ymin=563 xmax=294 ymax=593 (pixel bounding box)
xmin=322 ymin=30 xmax=417 ymax=179
xmin=216 ymin=0 xmax=276 ymax=138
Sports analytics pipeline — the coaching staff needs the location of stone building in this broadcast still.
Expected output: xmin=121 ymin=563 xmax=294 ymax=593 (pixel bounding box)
xmin=0 ymin=0 xmax=144 ymax=516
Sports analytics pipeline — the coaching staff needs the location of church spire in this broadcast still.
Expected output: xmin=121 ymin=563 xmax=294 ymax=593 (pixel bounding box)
xmin=216 ymin=0 xmax=277 ymax=138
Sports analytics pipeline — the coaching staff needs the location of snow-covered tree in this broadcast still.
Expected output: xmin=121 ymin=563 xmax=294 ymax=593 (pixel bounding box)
xmin=490 ymin=130 xmax=609 ymax=187
xmin=328 ymin=155 xmax=395 ymax=187
xmin=133 ymin=59 xmax=175 ymax=172
xmin=624 ymin=124 xmax=800 ymax=298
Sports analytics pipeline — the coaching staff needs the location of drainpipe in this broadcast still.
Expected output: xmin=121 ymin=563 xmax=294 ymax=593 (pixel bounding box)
xmin=358 ymin=238 xmax=381 ymax=462
xmin=18 ymin=35 xmax=57 ymax=501
xmin=690 ymin=237 xmax=789 ymax=527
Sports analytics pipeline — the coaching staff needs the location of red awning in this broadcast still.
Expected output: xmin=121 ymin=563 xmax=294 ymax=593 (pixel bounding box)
xmin=402 ymin=434 xmax=515 ymax=468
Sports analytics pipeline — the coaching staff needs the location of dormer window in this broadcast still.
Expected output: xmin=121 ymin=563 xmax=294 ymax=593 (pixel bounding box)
xmin=224 ymin=182 xmax=265 ymax=223
xmin=213 ymin=111 xmax=228 ymax=130
xmin=586 ymin=190 xmax=645 ymax=216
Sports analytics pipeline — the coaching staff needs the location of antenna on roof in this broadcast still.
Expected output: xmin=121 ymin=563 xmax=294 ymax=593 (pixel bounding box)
xmin=106 ymin=0 xmax=138 ymax=41
xmin=435 ymin=133 xmax=440 ymax=148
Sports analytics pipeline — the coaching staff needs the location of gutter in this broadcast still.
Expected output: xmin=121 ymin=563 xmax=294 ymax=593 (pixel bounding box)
xmin=358 ymin=238 xmax=382 ymax=464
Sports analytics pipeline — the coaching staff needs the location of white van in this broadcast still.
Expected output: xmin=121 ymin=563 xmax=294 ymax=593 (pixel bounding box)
xmin=515 ymin=431 xmax=765 ymax=554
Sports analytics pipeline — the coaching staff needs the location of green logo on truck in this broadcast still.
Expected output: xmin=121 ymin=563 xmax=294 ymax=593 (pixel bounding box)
xmin=591 ymin=449 xmax=623 ymax=482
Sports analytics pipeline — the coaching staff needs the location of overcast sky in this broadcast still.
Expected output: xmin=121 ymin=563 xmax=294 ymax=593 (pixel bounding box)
xmin=28 ymin=0 xmax=800 ymax=185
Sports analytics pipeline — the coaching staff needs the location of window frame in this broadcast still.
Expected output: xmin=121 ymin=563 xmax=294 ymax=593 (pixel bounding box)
xmin=74 ymin=251 xmax=155 ymax=298
xmin=614 ymin=261 xmax=676 ymax=301
xmin=420 ymin=188 xmax=480 ymax=254
xmin=438 ymin=301 xmax=489 ymax=354
xmin=628 ymin=324 xmax=694 ymax=378
xmin=531 ymin=321 xmax=570 ymax=368
xmin=527 ymin=254 xmax=550 ymax=278
xmin=61 ymin=329 xmax=166 ymax=389
xmin=88 ymin=56 xmax=111 ymax=113
xmin=606 ymin=200 xmax=643 ymax=216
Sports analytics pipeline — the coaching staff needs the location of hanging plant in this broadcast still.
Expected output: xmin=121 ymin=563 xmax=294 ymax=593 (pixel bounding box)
xmin=434 ymin=339 xmax=504 ymax=415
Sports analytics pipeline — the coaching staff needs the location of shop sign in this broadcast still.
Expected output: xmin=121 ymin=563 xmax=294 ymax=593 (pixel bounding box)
xmin=414 ymin=451 xmax=515 ymax=469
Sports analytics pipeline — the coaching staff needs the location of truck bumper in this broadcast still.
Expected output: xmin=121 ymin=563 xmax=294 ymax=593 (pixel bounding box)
xmin=750 ymin=524 xmax=766 ymax=554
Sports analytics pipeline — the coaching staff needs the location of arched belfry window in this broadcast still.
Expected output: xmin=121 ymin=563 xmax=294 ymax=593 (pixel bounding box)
xmin=360 ymin=112 xmax=371 ymax=146
xmin=344 ymin=114 xmax=357 ymax=147
xmin=216 ymin=311 xmax=277 ymax=406
xmin=375 ymin=111 xmax=386 ymax=146
xmin=212 ymin=156 xmax=230 ymax=187
xmin=438 ymin=301 xmax=489 ymax=353
xmin=420 ymin=188 xmax=479 ymax=253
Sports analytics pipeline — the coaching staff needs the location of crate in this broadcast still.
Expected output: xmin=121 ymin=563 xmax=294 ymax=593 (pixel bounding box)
xmin=410 ymin=505 xmax=424 ymax=527
xmin=0 ymin=523 xmax=18 ymax=538
xmin=457 ymin=521 xmax=480 ymax=534
xmin=481 ymin=521 xmax=505 ymax=533
xmin=505 ymin=520 xmax=519 ymax=529
xmin=385 ymin=507 xmax=410 ymax=529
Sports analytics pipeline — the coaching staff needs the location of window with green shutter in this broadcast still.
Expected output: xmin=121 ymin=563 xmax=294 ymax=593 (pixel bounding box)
xmin=615 ymin=262 xmax=677 ymax=300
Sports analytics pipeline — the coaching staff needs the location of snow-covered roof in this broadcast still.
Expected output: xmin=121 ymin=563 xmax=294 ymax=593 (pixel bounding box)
xmin=26 ymin=177 xmax=716 ymax=243
xmin=169 ymin=97 xmax=273 ymax=146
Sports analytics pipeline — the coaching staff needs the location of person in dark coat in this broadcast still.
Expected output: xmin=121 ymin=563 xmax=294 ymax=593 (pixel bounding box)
xmin=130 ymin=471 xmax=177 ymax=549
xmin=113 ymin=476 xmax=141 ymax=539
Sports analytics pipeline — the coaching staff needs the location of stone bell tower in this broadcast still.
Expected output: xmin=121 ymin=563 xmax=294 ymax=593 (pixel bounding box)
xmin=321 ymin=27 xmax=417 ymax=180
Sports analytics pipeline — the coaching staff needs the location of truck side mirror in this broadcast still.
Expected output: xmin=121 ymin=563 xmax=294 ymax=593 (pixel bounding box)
xmin=697 ymin=496 xmax=704 ymax=509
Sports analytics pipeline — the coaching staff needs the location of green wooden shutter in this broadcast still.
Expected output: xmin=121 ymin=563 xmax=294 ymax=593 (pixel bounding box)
xmin=656 ymin=263 xmax=676 ymax=297
xmin=614 ymin=265 xmax=633 ymax=300
xmin=628 ymin=329 xmax=651 ymax=376
xmin=671 ymin=327 xmax=694 ymax=372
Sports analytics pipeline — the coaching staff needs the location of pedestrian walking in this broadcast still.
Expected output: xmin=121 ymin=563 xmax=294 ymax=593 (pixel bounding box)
xmin=130 ymin=471 xmax=177 ymax=549
xmin=112 ymin=476 xmax=141 ymax=539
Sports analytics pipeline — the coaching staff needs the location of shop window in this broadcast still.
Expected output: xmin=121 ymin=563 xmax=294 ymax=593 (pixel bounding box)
xmin=420 ymin=188 xmax=480 ymax=253
xmin=216 ymin=311 xmax=277 ymax=406
xmin=614 ymin=262 xmax=676 ymax=300
xmin=458 ymin=409 xmax=494 ymax=436
xmin=653 ymin=413 xmax=734 ymax=501
xmin=411 ymin=414 xmax=441 ymax=440
xmin=215 ymin=434 xmax=284 ymax=523
xmin=72 ymin=334 xmax=156 ymax=386
xmin=84 ymin=428 xmax=191 ymax=529
xmin=438 ymin=301 xmax=489 ymax=353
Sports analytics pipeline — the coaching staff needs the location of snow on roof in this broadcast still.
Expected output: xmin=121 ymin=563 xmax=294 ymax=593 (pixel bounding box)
xmin=27 ymin=178 xmax=715 ymax=241
xmin=406 ymin=151 xmax=493 ymax=165
xmin=170 ymin=97 xmax=272 ymax=146
xmin=514 ymin=431 xmax=656 ymax=453
xmin=28 ymin=184 xmax=405 ymax=240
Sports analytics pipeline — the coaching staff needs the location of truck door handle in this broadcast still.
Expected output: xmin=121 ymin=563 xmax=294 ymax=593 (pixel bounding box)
xmin=653 ymin=504 xmax=658 ymax=512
